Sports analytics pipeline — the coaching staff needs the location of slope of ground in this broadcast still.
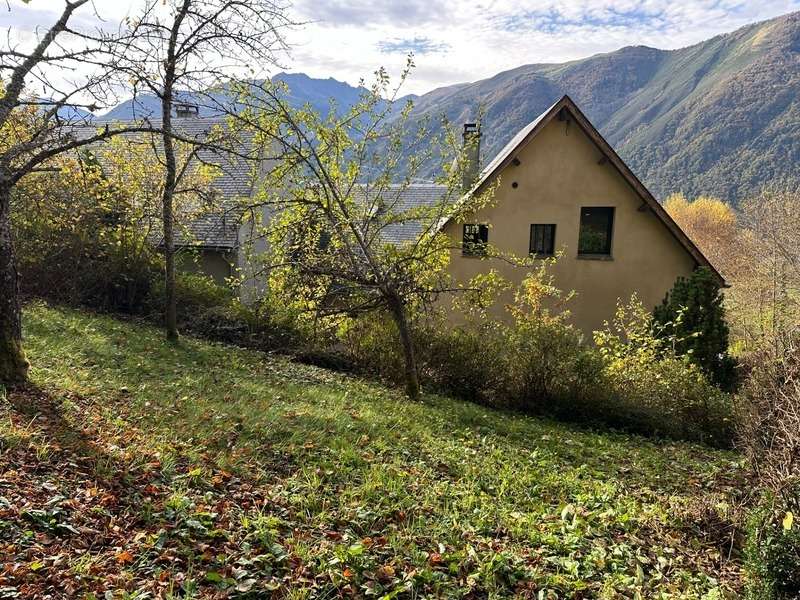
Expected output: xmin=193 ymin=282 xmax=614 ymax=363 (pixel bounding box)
xmin=1 ymin=303 xmax=745 ymax=598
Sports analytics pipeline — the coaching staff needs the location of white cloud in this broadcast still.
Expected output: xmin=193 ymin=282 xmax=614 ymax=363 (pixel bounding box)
xmin=4 ymin=0 xmax=800 ymax=96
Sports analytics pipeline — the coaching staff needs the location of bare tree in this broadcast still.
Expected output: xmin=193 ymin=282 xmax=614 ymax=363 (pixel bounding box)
xmin=0 ymin=0 xmax=160 ymax=384
xmin=739 ymin=187 xmax=800 ymax=345
xmin=112 ymin=0 xmax=292 ymax=341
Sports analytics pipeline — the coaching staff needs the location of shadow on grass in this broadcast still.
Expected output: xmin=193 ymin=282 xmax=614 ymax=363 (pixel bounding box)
xmin=6 ymin=383 xmax=115 ymax=466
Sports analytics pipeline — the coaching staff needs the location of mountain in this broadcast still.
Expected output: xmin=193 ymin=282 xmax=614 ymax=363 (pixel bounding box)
xmin=95 ymin=12 xmax=800 ymax=203
xmin=34 ymin=99 xmax=94 ymax=121
xmin=405 ymin=11 xmax=800 ymax=204
xmin=100 ymin=73 xmax=415 ymax=121
xmin=57 ymin=105 xmax=94 ymax=121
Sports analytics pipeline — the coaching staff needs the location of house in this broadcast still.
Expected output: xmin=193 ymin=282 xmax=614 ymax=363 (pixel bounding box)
xmin=92 ymin=96 xmax=721 ymax=336
xmin=84 ymin=112 xmax=269 ymax=288
xmin=437 ymin=95 xmax=724 ymax=334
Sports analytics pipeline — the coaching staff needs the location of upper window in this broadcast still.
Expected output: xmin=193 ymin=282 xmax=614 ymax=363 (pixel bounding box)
xmin=578 ymin=207 xmax=614 ymax=255
xmin=462 ymin=224 xmax=488 ymax=256
xmin=530 ymin=224 xmax=556 ymax=256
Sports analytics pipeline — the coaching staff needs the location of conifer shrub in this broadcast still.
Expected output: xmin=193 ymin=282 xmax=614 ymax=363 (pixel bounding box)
xmin=654 ymin=267 xmax=737 ymax=389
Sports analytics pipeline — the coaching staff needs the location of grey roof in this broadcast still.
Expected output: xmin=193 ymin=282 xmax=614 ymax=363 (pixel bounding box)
xmin=81 ymin=116 xmax=256 ymax=249
xmin=353 ymin=183 xmax=450 ymax=245
xmin=170 ymin=203 xmax=241 ymax=249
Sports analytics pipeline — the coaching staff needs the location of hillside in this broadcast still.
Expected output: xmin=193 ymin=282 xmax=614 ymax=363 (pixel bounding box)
xmin=406 ymin=11 xmax=800 ymax=203
xmin=94 ymin=11 xmax=800 ymax=203
xmin=1 ymin=303 xmax=744 ymax=597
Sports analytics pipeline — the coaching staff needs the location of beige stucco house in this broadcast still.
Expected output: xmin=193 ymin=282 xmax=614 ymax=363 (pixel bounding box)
xmin=436 ymin=95 xmax=723 ymax=334
xmin=103 ymin=96 xmax=721 ymax=336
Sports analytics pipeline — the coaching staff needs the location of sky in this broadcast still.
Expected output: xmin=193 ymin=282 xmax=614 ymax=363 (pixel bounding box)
xmin=4 ymin=0 xmax=800 ymax=96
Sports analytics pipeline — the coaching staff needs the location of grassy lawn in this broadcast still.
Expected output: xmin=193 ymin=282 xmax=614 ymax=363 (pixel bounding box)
xmin=1 ymin=303 xmax=745 ymax=598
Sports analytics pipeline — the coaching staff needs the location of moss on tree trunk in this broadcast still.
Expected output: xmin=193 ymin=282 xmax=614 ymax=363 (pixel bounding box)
xmin=0 ymin=333 xmax=29 ymax=384
xmin=0 ymin=183 xmax=29 ymax=384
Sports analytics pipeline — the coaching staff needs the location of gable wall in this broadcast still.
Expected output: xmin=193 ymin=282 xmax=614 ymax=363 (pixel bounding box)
xmin=442 ymin=114 xmax=697 ymax=335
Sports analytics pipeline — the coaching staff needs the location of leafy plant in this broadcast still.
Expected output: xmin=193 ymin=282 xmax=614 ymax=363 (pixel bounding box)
xmin=654 ymin=267 xmax=737 ymax=389
xmin=597 ymin=296 xmax=734 ymax=445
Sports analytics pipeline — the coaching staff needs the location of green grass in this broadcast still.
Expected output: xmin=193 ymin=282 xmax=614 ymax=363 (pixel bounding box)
xmin=3 ymin=302 xmax=745 ymax=598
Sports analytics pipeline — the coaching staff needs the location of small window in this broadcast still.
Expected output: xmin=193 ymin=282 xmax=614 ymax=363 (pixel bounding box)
xmin=462 ymin=224 xmax=488 ymax=256
xmin=578 ymin=207 xmax=614 ymax=255
xmin=530 ymin=224 xmax=556 ymax=256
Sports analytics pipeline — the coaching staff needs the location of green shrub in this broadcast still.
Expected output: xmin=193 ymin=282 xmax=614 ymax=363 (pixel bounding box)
xmin=339 ymin=312 xmax=408 ymax=383
xmin=149 ymin=272 xmax=234 ymax=321
xmin=411 ymin=269 xmax=600 ymax=412
xmin=158 ymin=274 xmax=309 ymax=353
xmin=503 ymin=275 xmax=603 ymax=413
xmin=338 ymin=273 xmax=731 ymax=445
xmin=738 ymin=333 xmax=800 ymax=596
xmin=745 ymin=497 xmax=800 ymax=599
xmin=13 ymin=151 xmax=164 ymax=314
xmin=420 ymin=321 xmax=511 ymax=405
xmin=15 ymin=205 xmax=163 ymax=314
xmin=654 ymin=267 xmax=737 ymax=389
xmin=596 ymin=297 xmax=734 ymax=445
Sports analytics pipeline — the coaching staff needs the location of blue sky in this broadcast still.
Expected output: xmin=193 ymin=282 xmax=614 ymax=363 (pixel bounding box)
xmin=4 ymin=0 xmax=800 ymax=95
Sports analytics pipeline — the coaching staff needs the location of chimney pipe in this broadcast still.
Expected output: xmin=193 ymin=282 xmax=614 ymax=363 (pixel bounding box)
xmin=462 ymin=122 xmax=481 ymax=193
xmin=175 ymin=102 xmax=199 ymax=118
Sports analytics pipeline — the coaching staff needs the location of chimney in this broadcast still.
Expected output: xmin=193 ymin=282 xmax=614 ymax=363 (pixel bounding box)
xmin=174 ymin=102 xmax=199 ymax=118
xmin=462 ymin=122 xmax=481 ymax=193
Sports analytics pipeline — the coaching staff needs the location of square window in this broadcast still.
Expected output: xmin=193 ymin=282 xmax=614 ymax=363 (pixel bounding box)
xmin=462 ymin=224 xmax=488 ymax=256
xmin=530 ymin=224 xmax=556 ymax=256
xmin=578 ymin=207 xmax=614 ymax=255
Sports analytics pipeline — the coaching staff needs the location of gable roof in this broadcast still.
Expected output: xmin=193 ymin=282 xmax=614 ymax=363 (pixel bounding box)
xmin=444 ymin=95 xmax=726 ymax=286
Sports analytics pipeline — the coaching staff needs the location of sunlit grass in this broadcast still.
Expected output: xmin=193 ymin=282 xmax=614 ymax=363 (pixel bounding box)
xmin=14 ymin=301 xmax=745 ymax=597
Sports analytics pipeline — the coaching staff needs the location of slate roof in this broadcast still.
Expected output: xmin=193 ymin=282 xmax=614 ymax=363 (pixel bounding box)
xmin=81 ymin=117 xmax=256 ymax=249
xmin=354 ymin=184 xmax=449 ymax=245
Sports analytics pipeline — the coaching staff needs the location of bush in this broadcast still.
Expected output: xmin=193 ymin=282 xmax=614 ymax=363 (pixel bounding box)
xmin=412 ymin=269 xmax=602 ymax=413
xmin=13 ymin=154 xmax=163 ymax=314
xmin=654 ymin=267 xmax=737 ymax=389
xmin=738 ymin=332 xmax=800 ymax=597
xmin=339 ymin=273 xmax=731 ymax=445
xmin=149 ymin=272 xmax=233 ymax=321
xmin=420 ymin=321 xmax=513 ymax=405
xmin=159 ymin=274 xmax=309 ymax=353
xmin=503 ymin=275 xmax=604 ymax=414
xmin=745 ymin=497 xmax=800 ymax=599
xmin=738 ymin=332 xmax=800 ymax=497
xmin=596 ymin=297 xmax=734 ymax=445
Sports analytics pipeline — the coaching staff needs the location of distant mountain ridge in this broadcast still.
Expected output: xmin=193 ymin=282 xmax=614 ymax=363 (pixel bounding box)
xmin=100 ymin=73 xmax=415 ymax=121
xmin=405 ymin=11 xmax=800 ymax=203
xmin=97 ymin=11 xmax=800 ymax=203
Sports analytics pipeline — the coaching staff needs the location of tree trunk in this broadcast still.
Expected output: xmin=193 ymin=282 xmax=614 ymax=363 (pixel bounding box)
xmin=161 ymin=88 xmax=179 ymax=342
xmin=387 ymin=293 xmax=420 ymax=400
xmin=162 ymin=180 xmax=178 ymax=342
xmin=0 ymin=183 xmax=29 ymax=384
